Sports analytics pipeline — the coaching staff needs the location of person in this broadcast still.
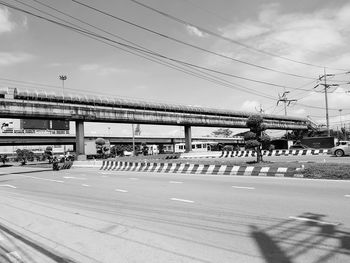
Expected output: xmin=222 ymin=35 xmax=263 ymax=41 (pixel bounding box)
xmin=52 ymin=156 xmax=59 ymax=171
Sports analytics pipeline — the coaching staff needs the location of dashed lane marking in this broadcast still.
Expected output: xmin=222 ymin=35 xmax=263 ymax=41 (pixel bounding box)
xmin=129 ymin=178 xmax=138 ymax=180
xmin=0 ymin=184 xmax=17 ymax=189
xmin=345 ymin=195 xmax=350 ymax=198
xmin=15 ymin=175 xmax=64 ymax=183
xmin=169 ymin=181 xmax=183 ymax=184
xmin=63 ymin=176 xmax=86 ymax=180
xmin=82 ymin=184 xmax=90 ymax=187
xmin=288 ymin=216 xmax=340 ymax=226
xmin=115 ymin=189 xmax=128 ymax=193
xmin=170 ymin=198 xmax=194 ymax=203
xmin=0 ymin=234 xmax=5 ymax=241
xmin=232 ymin=186 xmax=255 ymax=190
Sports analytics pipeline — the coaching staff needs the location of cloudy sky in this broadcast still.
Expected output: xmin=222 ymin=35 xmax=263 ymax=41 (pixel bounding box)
xmin=0 ymin=0 xmax=350 ymax=137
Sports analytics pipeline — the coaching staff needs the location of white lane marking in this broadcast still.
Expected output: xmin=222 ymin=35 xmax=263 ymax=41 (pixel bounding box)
xmin=129 ymin=178 xmax=138 ymax=180
xmin=82 ymin=184 xmax=90 ymax=187
xmin=232 ymin=186 xmax=255 ymax=190
xmin=170 ymin=198 xmax=194 ymax=203
xmin=6 ymin=251 xmax=22 ymax=262
xmin=100 ymin=172 xmax=112 ymax=175
xmin=115 ymin=189 xmax=128 ymax=193
xmin=288 ymin=216 xmax=340 ymax=226
xmin=63 ymin=176 xmax=86 ymax=180
xmin=0 ymin=234 xmax=5 ymax=241
xmin=345 ymin=195 xmax=350 ymax=198
xmin=14 ymin=175 xmax=64 ymax=183
xmin=169 ymin=181 xmax=183 ymax=184
xmin=0 ymin=184 xmax=17 ymax=189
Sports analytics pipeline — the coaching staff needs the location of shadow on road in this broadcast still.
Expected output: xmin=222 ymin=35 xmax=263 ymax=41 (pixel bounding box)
xmin=250 ymin=212 xmax=350 ymax=263
xmin=0 ymin=223 xmax=76 ymax=263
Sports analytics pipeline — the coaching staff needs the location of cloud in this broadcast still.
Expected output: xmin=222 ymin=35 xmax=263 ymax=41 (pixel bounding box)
xmin=79 ymin=63 xmax=126 ymax=76
xmin=211 ymin=3 xmax=350 ymax=72
xmin=0 ymin=7 xmax=15 ymax=34
xmin=240 ymin=100 xmax=261 ymax=112
xmin=0 ymin=52 xmax=33 ymax=66
xmin=186 ymin=25 xmax=206 ymax=37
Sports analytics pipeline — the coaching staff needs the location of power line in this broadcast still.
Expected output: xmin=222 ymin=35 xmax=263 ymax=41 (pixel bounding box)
xmin=1 ymin=1 xmax=275 ymax=98
xmin=1 ymin=0 xmax=302 ymax=98
xmin=71 ymin=0 xmax=316 ymax=80
xmin=129 ymin=0 xmax=349 ymax=72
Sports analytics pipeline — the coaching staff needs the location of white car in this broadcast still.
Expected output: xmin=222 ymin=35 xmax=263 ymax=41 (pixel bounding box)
xmin=331 ymin=141 xmax=350 ymax=157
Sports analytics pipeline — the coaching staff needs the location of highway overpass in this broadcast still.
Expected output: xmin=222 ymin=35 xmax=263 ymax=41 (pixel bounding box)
xmin=0 ymin=87 xmax=309 ymax=159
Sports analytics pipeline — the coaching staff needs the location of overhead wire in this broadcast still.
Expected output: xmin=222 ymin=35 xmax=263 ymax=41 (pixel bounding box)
xmin=0 ymin=0 xmax=286 ymax=100
xmin=4 ymin=1 xmax=348 ymax=112
xmin=129 ymin=0 xmax=349 ymax=72
xmin=1 ymin=0 xmax=278 ymax=101
xmin=71 ymin=0 xmax=317 ymax=80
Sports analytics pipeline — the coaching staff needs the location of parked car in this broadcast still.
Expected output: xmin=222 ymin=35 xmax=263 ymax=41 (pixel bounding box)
xmin=331 ymin=141 xmax=350 ymax=157
xmin=289 ymin=144 xmax=309 ymax=150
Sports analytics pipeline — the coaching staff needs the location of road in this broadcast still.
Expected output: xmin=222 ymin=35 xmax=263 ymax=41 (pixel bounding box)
xmin=0 ymin=167 xmax=349 ymax=263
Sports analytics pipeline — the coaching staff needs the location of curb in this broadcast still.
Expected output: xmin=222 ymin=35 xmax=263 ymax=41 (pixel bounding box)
xmin=181 ymin=149 xmax=331 ymax=159
xmin=98 ymin=160 xmax=304 ymax=178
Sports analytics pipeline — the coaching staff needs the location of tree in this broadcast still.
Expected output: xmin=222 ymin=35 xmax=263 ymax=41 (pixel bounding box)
xmin=44 ymin=146 xmax=53 ymax=163
xmin=211 ymin=128 xmax=233 ymax=138
xmin=245 ymin=114 xmax=270 ymax=163
xmin=95 ymin=138 xmax=109 ymax=158
xmin=16 ymin=149 xmax=34 ymax=165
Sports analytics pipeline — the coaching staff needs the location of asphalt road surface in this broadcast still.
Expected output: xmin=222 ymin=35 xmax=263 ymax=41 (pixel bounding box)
xmin=0 ymin=167 xmax=349 ymax=263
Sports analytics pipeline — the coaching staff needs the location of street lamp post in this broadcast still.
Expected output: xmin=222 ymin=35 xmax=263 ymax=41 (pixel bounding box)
xmin=59 ymin=75 xmax=67 ymax=100
xmin=59 ymin=75 xmax=67 ymax=153
xmin=339 ymin=109 xmax=343 ymax=129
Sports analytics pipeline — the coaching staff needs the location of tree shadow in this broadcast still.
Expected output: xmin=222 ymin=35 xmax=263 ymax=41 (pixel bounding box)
xmin=250 ymin=212 xmax=350 ymax=263
xmin=0 ymin=223 xmax=76 ymax=262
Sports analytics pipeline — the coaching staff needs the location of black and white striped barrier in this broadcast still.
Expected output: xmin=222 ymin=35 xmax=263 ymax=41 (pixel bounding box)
xmin=57 ymin=161 xmax=73 ymax=170
xmin=99 ymin=160 xmax=304 ymax=178
xmin=181 ymin=149 xmax=331 ymax=159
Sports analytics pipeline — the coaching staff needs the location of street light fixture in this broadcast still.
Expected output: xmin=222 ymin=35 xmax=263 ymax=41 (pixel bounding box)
xmin=59 ymin=75 xmax=67 ymax=97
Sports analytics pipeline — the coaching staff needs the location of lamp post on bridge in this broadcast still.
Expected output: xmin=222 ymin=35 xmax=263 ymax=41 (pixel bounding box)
xmin=59 ymin=75 xmax=67 ymax=100
xmin=59 ymin=75 xmax=67 ymax=154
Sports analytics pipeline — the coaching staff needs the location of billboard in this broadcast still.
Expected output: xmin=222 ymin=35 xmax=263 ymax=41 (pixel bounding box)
xmin=51 ymin=120 xmax=70 ymax=130
xmin=20 ymin=119 xmax=70 ymax=130
xmin=20 ymin=119 xmax=49 ymax=130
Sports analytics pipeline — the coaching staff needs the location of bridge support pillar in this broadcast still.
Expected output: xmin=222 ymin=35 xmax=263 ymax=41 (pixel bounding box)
xmin=75 ymin=120 xmax=86 ymax=160
xmin=184 ymin=125 xmax=192 ymax=153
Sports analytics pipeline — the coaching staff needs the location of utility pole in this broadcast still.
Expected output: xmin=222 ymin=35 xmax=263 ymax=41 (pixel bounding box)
xmin=315 ymin=68 xmax=339 ymax=137
xmin=277 ymin=91 xmax=297 ymax=139
xmin=131 ymin=123 xmax=135 ymax=156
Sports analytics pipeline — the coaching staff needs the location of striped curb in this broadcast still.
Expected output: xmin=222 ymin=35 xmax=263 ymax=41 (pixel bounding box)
xmin=181 ymin=149 xmax=331 ymax=159
xmin=99 ymin=160 xmax=304 ymax=178
xmin=57 ymin=161 xmax=73 ymax=170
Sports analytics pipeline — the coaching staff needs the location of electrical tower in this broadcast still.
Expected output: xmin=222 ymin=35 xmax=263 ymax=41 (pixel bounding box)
xmin=314 ymin=68 xmax=339 ymax=137
xmin=277 ymin=91 xmax=297 ymax=140
xmin=277 ymin=91 xmax=297 ymax=116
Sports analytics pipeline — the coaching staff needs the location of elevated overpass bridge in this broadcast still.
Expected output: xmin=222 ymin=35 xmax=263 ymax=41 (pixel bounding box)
xmin=0 ymin=87 xmax=309 ymax=159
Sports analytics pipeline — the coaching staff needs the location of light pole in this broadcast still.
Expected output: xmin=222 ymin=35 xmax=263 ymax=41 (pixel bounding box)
xmin=59 ymin=75 xmax=67 ymax=154
xmin=131 ymin=124 xmax=135 ymax=156
xmin=339 ymin=109 xmax=343 ymax=129
xmin=59 ymin=75 xmax=67 ymax=100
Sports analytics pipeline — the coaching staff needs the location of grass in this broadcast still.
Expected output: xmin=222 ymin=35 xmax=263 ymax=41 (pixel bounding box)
xmin=302 ymin=163 xmax=350 ymax=180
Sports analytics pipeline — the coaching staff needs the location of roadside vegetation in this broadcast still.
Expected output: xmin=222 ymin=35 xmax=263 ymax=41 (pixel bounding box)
xmin=302 ymin=163 xmax=350 ymax=179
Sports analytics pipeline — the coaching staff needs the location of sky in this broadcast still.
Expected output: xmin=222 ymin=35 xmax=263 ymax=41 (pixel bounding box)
xmin=0 ymin=0 xmax=350 ymax=138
